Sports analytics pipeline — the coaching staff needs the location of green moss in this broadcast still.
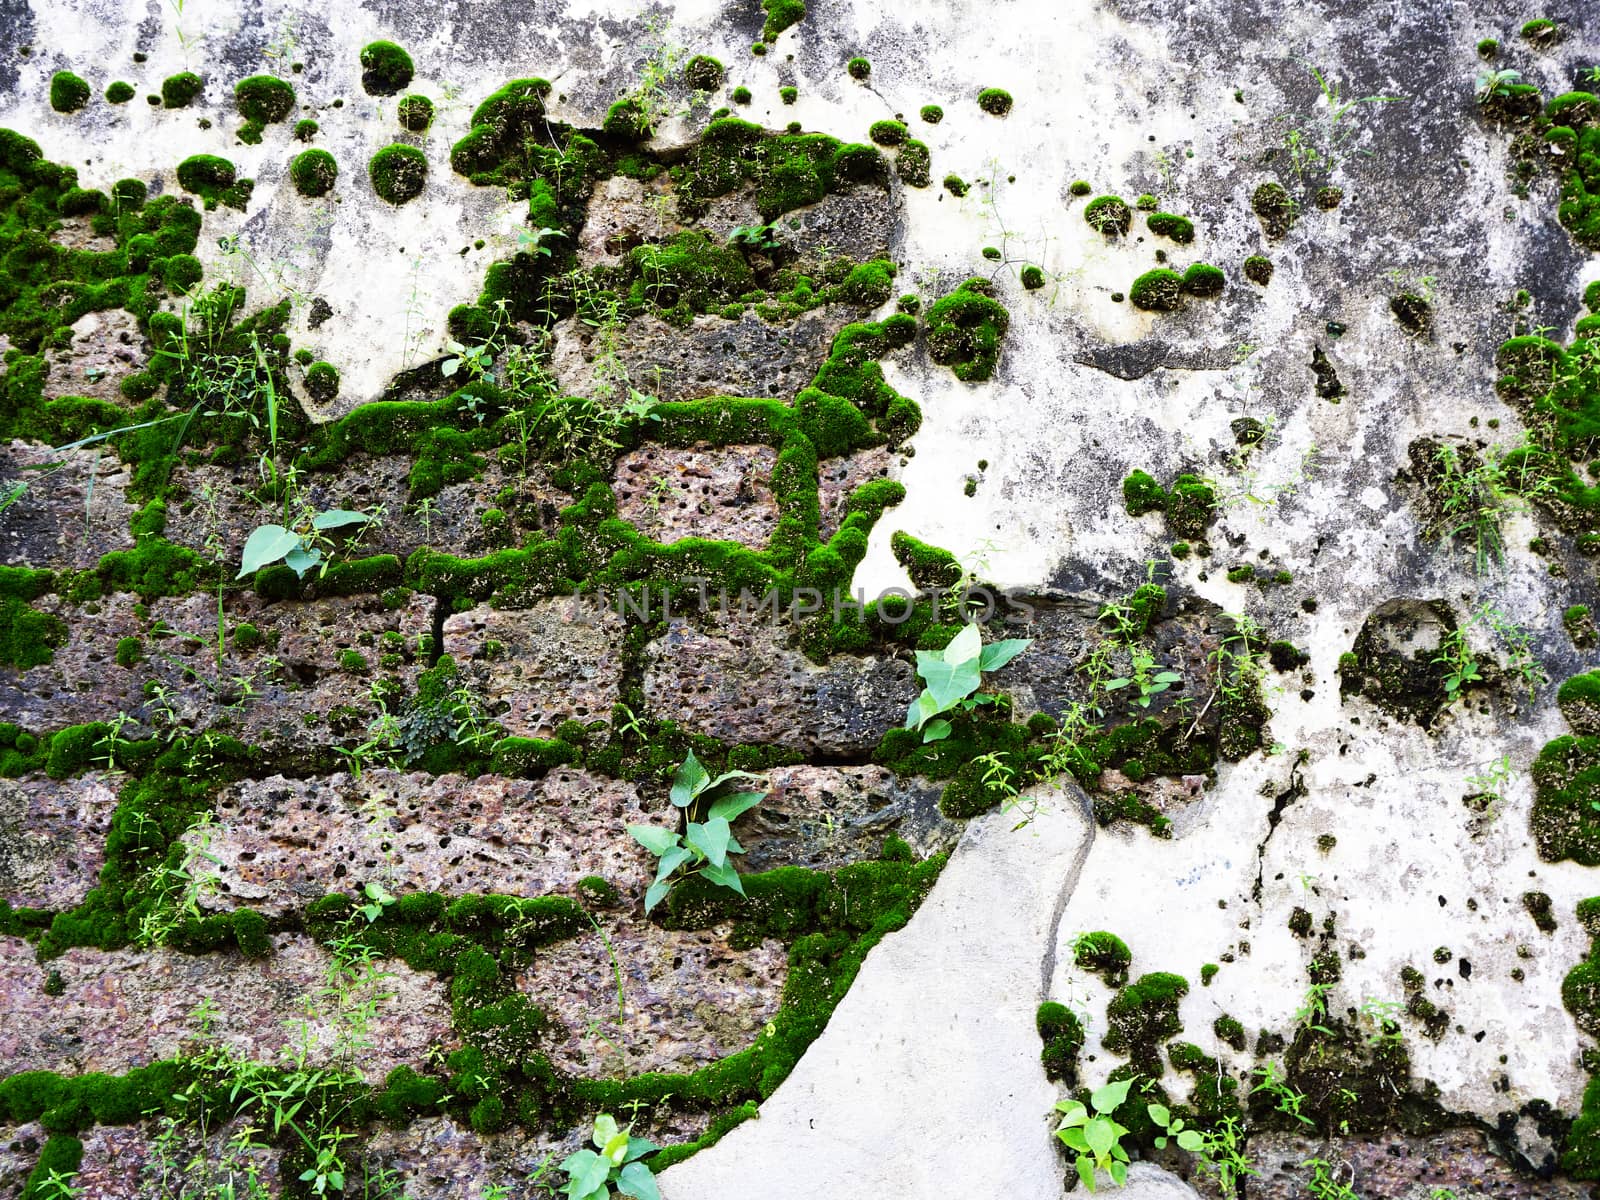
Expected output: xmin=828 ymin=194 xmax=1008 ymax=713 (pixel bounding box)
xmin=1565 ymin=1076 xmax=1600 ymax=1177
xmin=869 ymin=119 xmax=908 ymax=146
xmin=1020 ymin=265 xmax=1045 ymax=290
xmin=919 ymin=104 xmax=943 ymax=124
xmin=114 ymin=637 xmax=143 ymax=668
xmin=175 ymin=153 xmax=242 ymax=210
xmin=397 ymin=94 xmax=435 ymax=133
xmin=49 ymin=72 xmax=90 ymax=114
xmin=1073 ymin=931 xmax=1132 ymax=985
xmin=104 ymin=81 xmax=135 ymax=105
xmin=1069 ymin=180 xmax=1092 ymax=196
xmin=1213 ymin=1014 xmax=1246 ymax=1050
xmin=289 ymin=148 xmax=337 ymax=197
xmin=0 ymin=568 xmax=65 ymax=669
xmin=231 ymin=622 xmax=263 ymax=652
xmin=1104 ymin=972 xmax=1188 ymax=1071
xmin=1243 ymin=254 xmax=1273 ymax=285
xmin=943 ymin=174 xmax=967 ymax=197
xmin=731 ymin=86 xmax=752 ymax=105
xmin=369 ymin=143 xmax=427 ymax=204
xmin=1084 ymin=195 xmax=1132 ymax=237
xmin=846 ymin=57 xmax=871 ymax=81
xmin=1521 ymin=17 xmax=1561 ymax=45
xmin=1130 ymin=268 xmax=1184 ymax=312
xmin=294 ymin=118 xmax=318 ymax=141
xmin=1531 ymin=734 xmax=1600 ymax=864
xmin=761 ymin=0 xmax=806 ymax=40
xmin=977 ymin=88 xmax=1013 ymax=117
xmin=304 ymin=361 xmax=340 ymax=403
xmin=1146 ymin=212 xmax=1194 ymax=243
xmin=780 ymin=86 xmax=798 ymax=105
xmin=1123 ymin=470 xmax=1166 ymax=516
xmin=895 ymin=139 xmax=930 ymax=189
xmin=1181 ymin=263 xmax=1225 ymax=297
xmin=1251 ymin=181 xmax=1296 ymax=239
xmin=924 ymin=277 xmax=1009 ymax=382
xmin=161 ymin=72 xmax=203 ymax=108
xmin=234 ymin=75 xmax=295 ymax=123
xmin=1037 ymin=1001 xmax=1084 ymax=1083
xmin=1560 ymin=671 xmax=1600 ymax=735
xmin=682 ymin=55 xmax=724 ymax=92
xmin=360 ymin=41 xmax=415 ymax=96
xmin=1477 ymin=37 xmax=1499 ymax=59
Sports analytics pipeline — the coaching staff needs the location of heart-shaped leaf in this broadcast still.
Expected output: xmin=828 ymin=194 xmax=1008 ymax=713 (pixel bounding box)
xmin=311 ymin=508 xmax=371 ymax=530
xmin=700 ymin=858 xmax=745 ymax=897
xmin=643 ymin=879 xmax=672 ymax=913
xmin=670 ymin=751 xmax=710 ymax=807
xmin=237 ymin=524 xmax=300 ymax=578
xmin=617 ymin=1161 xmax=661 ymax=1200
xmin=627 ymin=824 xmax=679 ymax=856
xmin=1091 ymin=1077 xmax=1132 ymax=1114
xmin=707 ymin=790 xmax=763 ymax=823
xmin=942 ymin=622 xmax=982 ymax=666
xmin=284 ymin=544 xmax=322 ymax=578
xmin=592 ymin=1113 xmax=620 ymax=1150
xmin=978 ymin=637 xmax=1031 ymax=672
xmin=921 ymin=718 xmax=953 ymax=743
xmin=688 ymin=817 xmax=731 ymax=867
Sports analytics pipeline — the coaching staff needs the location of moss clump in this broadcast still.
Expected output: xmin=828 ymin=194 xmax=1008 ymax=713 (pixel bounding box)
xmin=1181 ymin=262 xmax=1225 ymax=298
xmin=1243 ymin=254 xmax=1273 ymax=285
xmin=895 ymin=140 xmax=930 ymax=189
xmin=360 ymin=40 xmax=415 ymax=95
xmin=49 ymin=72 xmax=91 ymax=113
xmin=846 ymin=57 xmax=871 ymax=81
xmin=0 ymin=569 xmax=66 ymax=669
xmin=1069 ymin=179 xmax=1092 ymax=196
xmin=105 ymin=81 xmax=135 ymax=105
xmin=1146 ymin=212 xmax=1194 ymax=243
xmin=305 ymin=362 xmax=340 ymax=403
xmin=943 ymin=174 xmax=967 ymax=197
xmin=289 ymin=148 xmax=337 ymax=197
xmin=1566 ymin=604 xmax=1597 ymax=649
xmin=920 ymin=104 xmax=943 ymax=123
xmin=731 ymin=86 xmax=752 ymax=105
xmin=1020 ymin=265 xmax=1046 ymax=290
xmin=294 ymin=118 xmax=318 ymax=141
xmin=869 ymin=119 xmax=908 ymax=146
xmin=925 ymin=278 xmax=1010 ymax=383
xmin=1390 ymin=292 xmax=1432 ymax=336
xmin=1122 ymin=470 xmax=1216 ymax=540
xmin=174 ymin=154 xmax=238 ymax=206
xmin=761 ymin=0 xmax=806 ymax=40
xmin=397 ymin=94 xmax=435 ymax=132
xmin=1084 ymin=194 xmax=1132 ymax=237
xmin=1104 ymin=972 xmax=1188 ymax=1070
xmin=1316 ymin=185 xmax=1343 ymax=209
xmin=1251 ymin=180 xmax=1296 ymax=239
xmin=161 ymin=71 xmax=203 ymax=108
xmin=1129 ymin=268 xmax=1184 ymax=312
xmin=369 ymin=143 xmax=427 ymax=204
xmin=780 ymin=86 xmax=798 ymax=105
xmin=1477 ymin=37 xmax=1499 ymax=58
xmin=1037 ymin=1001 xmax=1085 ymax=1084
xmin=1521 ymin=17 xmax=1561 ymax=46
xmin=1560 ymin=672 xmax=1600 ymax=736
xmin=234 ymin=74 xmax=295 ymax=123
xmin=977 ymin=88 xmax=1013 ymax=117
xmin=682 ymin=55 xmax=724 ymax=92
xmin=1073 ymin=931 xmax=1132 ymax=985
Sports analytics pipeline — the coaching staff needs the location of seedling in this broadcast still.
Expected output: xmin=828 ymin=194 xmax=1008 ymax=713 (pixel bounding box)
xmin=626 ymin=751 xmax=768 ymax=912
xmin=905 ymin=622 xmax=1031 ymax=742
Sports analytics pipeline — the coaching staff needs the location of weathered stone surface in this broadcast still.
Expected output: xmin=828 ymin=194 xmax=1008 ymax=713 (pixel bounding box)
xmin=1247 ymin=1129 xmax=1589 ymax=1199
xmin=41 ymin=309 xmax=148 ymax=404
xmin=817 ymin=448 xmax=893 ymax=540
xmin=660 ymin=787 xmax=1093 ymax=1200
xmin=0 ymin=590 xmax=431 ymax=750
xmin=0 ymin=441 xmax=138 ymax=569
xmin=202 ymin=769 xmax=656 ymax=915
xmin=0 ymin=934 xmax=452 ymax=1083
xmin=520 ymin=920 xmax=787 ymax=1078
xmin=0 ymin=1124 xmax=44 ymax=1198
xmin=166 ymin=454 xmax=569 ymax=565
xmin=612 ymin=443 xmax=779 ymax=548
xmin=0 ymin=772 xmax=119 ymax=910
xmin=550 ymin=307 xmax=850 ymax=404
xmin=642 ymin=614 xmax=917 ymax=756
xmin=443 ymin=598 xmax=626 ymax=739
xmin=578 ymin=174 xmax=680 ymax=266
xmin=737 ymin=764 xmax=959 ymax=871
xmin=73 ymin=1120 xmax=284 ymax=1199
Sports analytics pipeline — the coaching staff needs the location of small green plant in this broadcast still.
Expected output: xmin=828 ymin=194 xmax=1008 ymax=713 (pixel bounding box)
xmin=1476 ymin=68 xmax=1523 ymax=101
xmin=905 ymin=622 xmax=1031 ymax=742
xmin=1054 ymin=1078 xmax=1134 ymax=1191
xmin=1149 ymin=1108 xmax=1256 ymax=1197
xmin=556 ymin=1113 xmax=660 ymax=1199
xmin=627 ymin=751 xmax=768 ymax=912
xmin=1432 ymin=626 xmax=1482 ymax=698
xmin=1250 ymin=1062 xmax=1314 ymax=1127
xmin=1104 ymin=647 xmax=1182 ymax=708
xmin=237 ymin=507 xmax=374 ymax=580
xmin=1303 ymin=1157 xmax=1359 ymax=1200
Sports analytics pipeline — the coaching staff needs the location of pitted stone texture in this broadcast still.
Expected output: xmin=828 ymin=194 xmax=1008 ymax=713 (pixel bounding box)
xmin=642 ymin=615 xmax=917 ymax=756
xmin=202 ymin=769 xmax=656 ymax=916
xmin=443 ymin=598 xmax=625 ymax=739
xmin=817 ymin=448 xmax=894 ymax=541
xmin=166 ymin=455 xmax=568 ymax=564
xmin=697 ymin=186 xmax=897 ymax=272
xmin=550 ymin=307 xmax=848 ymax=404
xmin=0 ymin=773 xmax=119 ymax=910
xmin=613 ymin=443 xmax=779 ymax=548
xmin=41 ymin=309 xmax=148 ymax=404
xmin=737 ymin=764 xmax=959 ymax=871
xmin=73 ymin=1120 xmax=283 ymax=1199
xmin=0 ymin=441 xmax=138 ymax=569
xmin=0 ymin=1124 xmax=44 ymax=1198
xmin=0 ymin=590 xmax=431 ymax=749
xmin=579 ymin=174 xmax=680 ymax=266
xmin=0 ymin=934 xmax=452 ymax=1083
xmin=1247 ymin=1129 xmax=1590 ymax=1199
xmin=520 ymin=921 xmax=787 ymax=1078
